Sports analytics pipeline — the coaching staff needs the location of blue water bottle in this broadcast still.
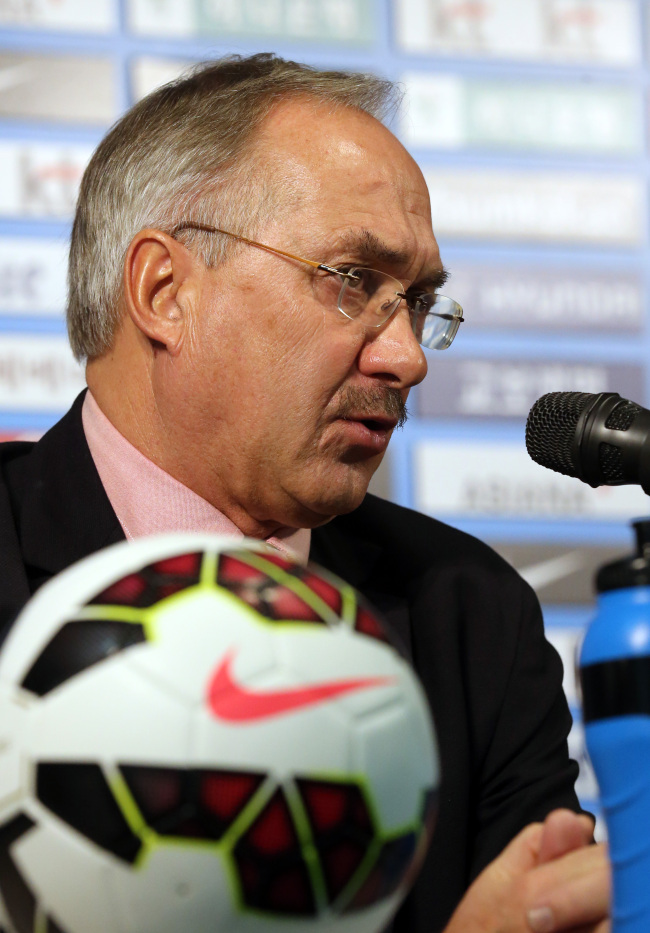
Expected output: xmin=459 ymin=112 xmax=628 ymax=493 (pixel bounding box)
xmin=580 ymin=518 xmax=650 ymax=932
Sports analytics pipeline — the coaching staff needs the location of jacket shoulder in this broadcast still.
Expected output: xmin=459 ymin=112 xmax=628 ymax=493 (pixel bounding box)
xmin=0 ymin=439 xmax=39 ymax=496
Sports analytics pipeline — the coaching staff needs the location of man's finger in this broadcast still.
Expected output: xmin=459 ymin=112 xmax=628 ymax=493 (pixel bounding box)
xmin=526 ymin=844 xmax=610 ymax=932
xmin=537 ymin=809 xmax=596 ymax=865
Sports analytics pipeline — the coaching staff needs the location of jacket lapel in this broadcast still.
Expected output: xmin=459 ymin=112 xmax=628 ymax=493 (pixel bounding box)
xmin=16 ymin=391 xmax=125 ymax=585
xmin=311 ymin=506 xmax=412 ymax=661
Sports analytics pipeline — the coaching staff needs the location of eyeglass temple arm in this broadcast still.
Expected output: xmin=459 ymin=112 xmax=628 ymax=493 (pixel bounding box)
xmin=170 ymin=222 xmax=356 ymax=279
xmin=436 ymin=311 xmax=464 ymax=321
xmin=401 ymin=293 xmax=464 ymax=322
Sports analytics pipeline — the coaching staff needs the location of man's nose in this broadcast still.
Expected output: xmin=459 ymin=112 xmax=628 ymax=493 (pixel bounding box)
xmin=357 ymin=306 xmax=428 ymax=389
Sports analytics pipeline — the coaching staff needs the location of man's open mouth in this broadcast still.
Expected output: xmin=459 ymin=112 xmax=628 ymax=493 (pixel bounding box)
xmin=359 ymin=418 xmax=395 ymax=432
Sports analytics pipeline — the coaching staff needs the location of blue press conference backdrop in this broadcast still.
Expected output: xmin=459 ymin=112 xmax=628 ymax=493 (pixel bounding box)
xmin=4 ymin=0 xmax=650 ymax=823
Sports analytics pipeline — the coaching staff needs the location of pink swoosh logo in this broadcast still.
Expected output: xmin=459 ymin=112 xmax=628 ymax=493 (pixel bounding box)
xmin=207 ymin=650 xmax=395 ymax=723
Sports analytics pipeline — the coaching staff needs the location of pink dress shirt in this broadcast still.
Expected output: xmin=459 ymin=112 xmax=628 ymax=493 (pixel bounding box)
xmin=81 ymin=391 xmax=311 ymax=564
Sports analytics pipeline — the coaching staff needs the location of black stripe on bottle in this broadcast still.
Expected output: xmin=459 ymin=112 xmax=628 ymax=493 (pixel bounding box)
xmin=582 ymin=656 xmax=650 ymax=722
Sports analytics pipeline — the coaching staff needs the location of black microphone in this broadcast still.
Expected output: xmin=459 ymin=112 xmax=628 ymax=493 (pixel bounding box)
xmin=525 ymin=391 xmax=650 ymax=494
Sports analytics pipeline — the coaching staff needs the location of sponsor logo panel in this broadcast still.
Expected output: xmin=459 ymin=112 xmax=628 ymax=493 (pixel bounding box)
xmin=490 ymin=542 xmax=629 ymax=605
xmin=127 ymin=0 xmax=374 ymax=42
xmin=545 ymin=626 xmax=583 ymax=707
xmin=0 ymin=0 xmax=115 ymax=31
xmin=197 ymin=0 xmax=375 ymax=42
xmin=0 ymin=142 xmax=93 ymax=220
xmin=414 ymin=440 xmax=650 ymax=519
xmin=0 ymin=237 xmax=67 ymax=315
xmin=424 ymin=169 xmax=644 ymax=245
xmin=417 ymin=359 xmax=644 ymax=420
xmin=0 ymin=53 xmax=115 ymax=124
xmin=131 ymin=58 xmax=193 ymax=102
xmin=447 ymin=263 xmax=643 ymax=334
xmin=395 ymin=0 xmax=639 ymax=66
xmin=402 ymin=73 xmax=640 ymax=155
xmin=127 ymin=0 xmax=194 ymax=35
xmin=0 ymin=336 xmax=84 ymax=412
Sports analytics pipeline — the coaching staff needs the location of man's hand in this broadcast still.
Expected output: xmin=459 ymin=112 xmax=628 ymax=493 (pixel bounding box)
xmin=443 ymin=809 xmax=610 ymax=933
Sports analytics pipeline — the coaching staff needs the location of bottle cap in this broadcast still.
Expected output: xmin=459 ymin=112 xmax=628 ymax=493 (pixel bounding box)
xmin=596 ymin=518 xmax=650 ymax=592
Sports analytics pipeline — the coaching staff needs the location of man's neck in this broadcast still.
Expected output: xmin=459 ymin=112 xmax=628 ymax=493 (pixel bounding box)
xmin=82 ymin=389 xmax=311 ymax=562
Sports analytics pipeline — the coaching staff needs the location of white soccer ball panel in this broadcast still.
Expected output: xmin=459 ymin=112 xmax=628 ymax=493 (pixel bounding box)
xmin=22 ymin=660 xmax=193 ymax=765
xmin=0 ymin=688 xmax=31 ymax=808
xmin=13 ymin=818 xmax=119 ymax=933
xmin=351 ymin=696 xmax=437 ymax=831
xmin=110 ymin=845 xmax=233 ymax=933
xmin=192 ymin=700 xmax=354 ymax=779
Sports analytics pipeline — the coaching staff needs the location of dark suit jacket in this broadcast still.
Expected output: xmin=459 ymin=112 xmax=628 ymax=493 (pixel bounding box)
xmin=0 ymin=393 xmax=580 ymax=932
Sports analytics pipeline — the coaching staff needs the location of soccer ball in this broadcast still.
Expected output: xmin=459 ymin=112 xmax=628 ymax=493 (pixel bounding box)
xmin=0 ymin=534 xmax=438 ymax=933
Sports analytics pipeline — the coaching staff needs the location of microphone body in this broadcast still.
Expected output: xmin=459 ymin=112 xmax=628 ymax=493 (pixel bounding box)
xmin=526 ymin=392 xmax=650 ymax=494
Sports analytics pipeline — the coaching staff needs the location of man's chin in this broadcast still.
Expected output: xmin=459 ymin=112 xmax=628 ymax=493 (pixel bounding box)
xmin=293 ymin=483 xmax=371 ymax=528
xmin=272 ymin=459 xmax=378 ymax=529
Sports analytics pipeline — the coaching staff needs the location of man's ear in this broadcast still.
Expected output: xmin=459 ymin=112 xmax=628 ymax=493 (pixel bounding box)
xmin=123 ymin=229 xmax=196 ymax=355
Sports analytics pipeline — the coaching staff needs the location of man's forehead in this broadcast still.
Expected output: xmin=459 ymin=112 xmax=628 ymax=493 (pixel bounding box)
xmin=256 ymin=97 xmax=437 ymax=269
xmin=258 ymin=97 xmax=426 ymax=196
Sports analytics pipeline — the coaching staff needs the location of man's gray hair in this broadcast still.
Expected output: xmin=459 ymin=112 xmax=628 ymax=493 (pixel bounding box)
xmin=67 ymin=53 xmax=399 ymax=361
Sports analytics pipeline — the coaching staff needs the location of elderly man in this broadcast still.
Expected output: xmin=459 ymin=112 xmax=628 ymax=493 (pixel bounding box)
xmin=0 ymin=55 xmax=608 ymax=932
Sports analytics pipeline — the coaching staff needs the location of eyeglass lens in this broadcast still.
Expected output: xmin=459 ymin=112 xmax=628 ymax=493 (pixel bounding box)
xmin=337 ymin=267 xmax=462 ymax=350
xmin=413 ymin=295 xmax=463 ymax=350
xmin=337 ymin=268 xmax=401 ymax=324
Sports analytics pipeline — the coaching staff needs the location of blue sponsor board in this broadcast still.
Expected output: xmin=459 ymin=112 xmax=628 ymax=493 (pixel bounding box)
xmin=447 ymin=262 xmax=644 ymax=335
xmin=417 ymin=358 xmax=646 ymax=420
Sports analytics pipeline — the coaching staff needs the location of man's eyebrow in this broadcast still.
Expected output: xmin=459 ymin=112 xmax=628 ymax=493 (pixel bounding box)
xmin=335 ymin=229 xmax=449 ymax=291
xmin=412 ymin=267 xmax=450 ymax=292
xmin=336 ymin=229 xmax=411 ymax=267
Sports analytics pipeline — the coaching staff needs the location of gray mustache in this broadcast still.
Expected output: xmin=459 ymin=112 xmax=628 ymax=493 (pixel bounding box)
xmin=336 ymin=386 xmax=408 ymax=429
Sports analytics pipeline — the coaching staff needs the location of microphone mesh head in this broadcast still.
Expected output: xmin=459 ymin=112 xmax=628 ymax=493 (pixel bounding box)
xmin=525 ymin=391 xmax=595 ymax=477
